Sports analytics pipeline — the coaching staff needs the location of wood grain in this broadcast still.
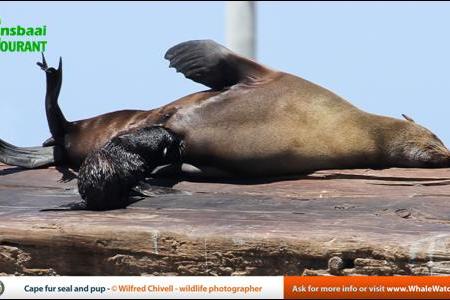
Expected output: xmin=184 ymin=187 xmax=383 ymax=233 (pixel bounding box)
xmin=1 ymin=164 xmax=450 ymax=275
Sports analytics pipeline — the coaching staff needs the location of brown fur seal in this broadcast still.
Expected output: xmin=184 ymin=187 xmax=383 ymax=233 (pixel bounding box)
xmin=1 ymin=40 xmax=449 ymax=210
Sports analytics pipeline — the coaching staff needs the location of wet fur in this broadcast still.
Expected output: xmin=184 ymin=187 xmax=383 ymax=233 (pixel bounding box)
xmin=78 ymin=126 xmax=182 ymax=210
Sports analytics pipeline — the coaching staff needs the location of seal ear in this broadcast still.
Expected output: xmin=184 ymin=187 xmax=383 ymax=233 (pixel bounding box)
xmin=402 ymin=114 xmax=415 ymax=123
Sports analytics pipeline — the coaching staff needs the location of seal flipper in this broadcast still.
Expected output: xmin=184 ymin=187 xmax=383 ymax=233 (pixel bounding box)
xmin=164 ymin=39 xmax=273 ymax=90
xmin=0 ymin=138 xmax=56 ymax=168
xmin=42 ymin=137 xmax=55 ymax=147
xmin=0 ymin=56 xmax=66 ymax=169
xmin=37 ymin=54 xmax=67 ymax=139
xmin=77 ymin=126 xmax=183 ymax=210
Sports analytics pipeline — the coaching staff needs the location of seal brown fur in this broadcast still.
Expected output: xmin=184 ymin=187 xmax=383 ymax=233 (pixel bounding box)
xmin=1 ymin=40 xmax=448 ymax=210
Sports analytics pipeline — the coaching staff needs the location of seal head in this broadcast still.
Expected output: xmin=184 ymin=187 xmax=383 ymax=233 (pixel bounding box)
xmin=384 ymin=117 xmax=449 ymax=168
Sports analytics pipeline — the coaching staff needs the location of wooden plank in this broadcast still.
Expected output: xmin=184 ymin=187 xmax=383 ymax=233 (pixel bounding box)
xmin=1 ymin=164 xmax=450 ymax=275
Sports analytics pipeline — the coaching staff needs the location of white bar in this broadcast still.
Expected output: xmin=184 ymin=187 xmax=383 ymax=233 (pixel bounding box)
xmin=0 ymin=276 xmax=283 ymax=299
xmin=225 ymin=1 xmax=256 ymax=59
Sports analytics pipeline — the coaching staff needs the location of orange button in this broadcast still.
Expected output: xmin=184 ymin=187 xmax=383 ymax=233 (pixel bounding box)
xmin=284 ymin=276 xmax=450 ymax=299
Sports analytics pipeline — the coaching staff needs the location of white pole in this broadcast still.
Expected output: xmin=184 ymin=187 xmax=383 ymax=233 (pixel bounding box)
xmin=225 ymin=1 xmax=256 ymax=59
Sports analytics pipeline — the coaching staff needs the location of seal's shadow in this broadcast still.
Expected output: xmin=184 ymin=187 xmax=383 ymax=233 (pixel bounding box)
xmin=0 ymin=165 xmax=78 ymax=182
xmin=308 ymin=173 xmax=450 ymax=182
xmin=0 ymin=166 xmax=27 ymax=176
xmin=144 ymin=171 xmax=450 ymax=188
xmin=144 ymin=173 xmax=309 ymax=187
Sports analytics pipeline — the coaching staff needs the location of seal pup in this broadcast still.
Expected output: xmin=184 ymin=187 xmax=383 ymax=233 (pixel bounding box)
xmin=1 ymin=40 xmax=449 ymax=210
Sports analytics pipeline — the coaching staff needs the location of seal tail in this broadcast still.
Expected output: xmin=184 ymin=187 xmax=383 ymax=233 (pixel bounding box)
xmin=0 ymin=138 xmax=56 ymax=168
xmin=37 ymin=54 xmax=68 ymax=139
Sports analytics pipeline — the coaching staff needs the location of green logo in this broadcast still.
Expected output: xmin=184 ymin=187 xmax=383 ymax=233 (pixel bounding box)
xmin=0 ymin=18 xmax=48 ymax=53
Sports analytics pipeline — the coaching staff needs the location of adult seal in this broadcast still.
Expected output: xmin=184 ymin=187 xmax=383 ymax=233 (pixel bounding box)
xmin=1 ymin=40 xmax=449 ymax=210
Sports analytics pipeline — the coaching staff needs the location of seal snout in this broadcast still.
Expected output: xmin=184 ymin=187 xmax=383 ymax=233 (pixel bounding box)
xmin=425 ymin=145 xmax=450 ymax=168
xmin=445 ymin=150 xmax=450 ymax=167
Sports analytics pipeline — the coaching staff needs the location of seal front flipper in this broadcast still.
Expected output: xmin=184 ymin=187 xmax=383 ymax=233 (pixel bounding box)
xmin=132 ymin=181 xmax=189 ymax=197
xmin=0 ymin=55 xmax=66 ymax=169
xmin=77 ymin=126 xmax=183 ymax=211
xmin=37 ymin=54 xmax=67 ymax=139
xmin=164 ymin=39 xmax=274 ymax=90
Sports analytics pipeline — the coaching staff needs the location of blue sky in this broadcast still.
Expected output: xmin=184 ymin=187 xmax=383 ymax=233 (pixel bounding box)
xmin=1 ymin=1 xmax=450 ymax=147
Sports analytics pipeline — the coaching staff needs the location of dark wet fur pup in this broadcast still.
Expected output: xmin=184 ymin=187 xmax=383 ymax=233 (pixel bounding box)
xmin=78 ymin=127 xmax=182 ymax=210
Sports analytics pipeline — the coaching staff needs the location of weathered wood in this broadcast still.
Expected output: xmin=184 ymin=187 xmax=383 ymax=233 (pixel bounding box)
xmin=1 ymin=164 xmax=450 ymax=276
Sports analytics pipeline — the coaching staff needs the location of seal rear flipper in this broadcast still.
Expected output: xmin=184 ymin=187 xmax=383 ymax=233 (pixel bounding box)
xmin=77 ymin=126 xmax=183 ymax=211
xmin=164 ymin=39 xmax=274 ymax=90
xmin=0 ymin=138 xmax=57 ymax=168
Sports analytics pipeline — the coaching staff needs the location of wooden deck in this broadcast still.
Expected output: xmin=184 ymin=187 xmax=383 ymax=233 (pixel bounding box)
xmin=1 ymin=164 xmax=450 ymax=276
